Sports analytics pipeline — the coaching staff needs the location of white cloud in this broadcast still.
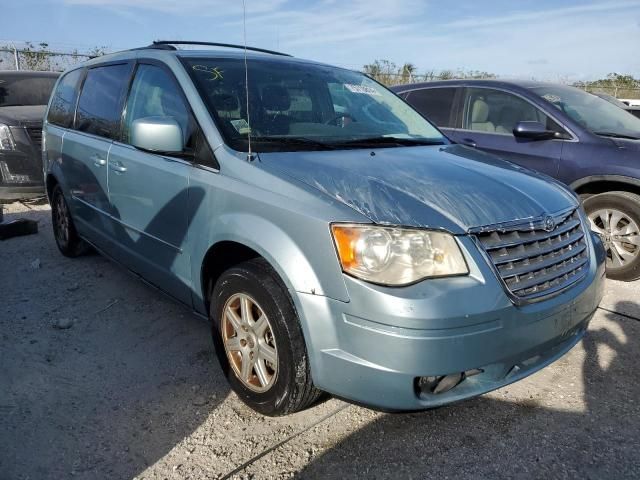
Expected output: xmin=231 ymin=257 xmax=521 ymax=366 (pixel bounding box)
xmin=63 ymin=0 xmax=287 ymax=15
xmin=47 ymin=0 xmax=640 ymax=79
xmin=443 ymin=0 xmax=640 ymax=29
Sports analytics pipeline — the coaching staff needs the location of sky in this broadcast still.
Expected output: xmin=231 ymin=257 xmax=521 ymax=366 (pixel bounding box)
xmin=2 ymin=0 xmax=640 ymax=81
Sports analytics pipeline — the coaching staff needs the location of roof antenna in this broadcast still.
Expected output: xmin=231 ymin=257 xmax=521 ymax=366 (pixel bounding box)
xmin=242 ymin=0 xmax=254 ymax=161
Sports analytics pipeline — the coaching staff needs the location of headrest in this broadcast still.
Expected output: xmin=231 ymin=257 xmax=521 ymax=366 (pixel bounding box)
xmin=262 ymin=85 xmax=290 ymax=111
xmin=211 ymin=93 xmax=239 ymax=112
xmin=472 ymin=99 xmax=490 ymax=123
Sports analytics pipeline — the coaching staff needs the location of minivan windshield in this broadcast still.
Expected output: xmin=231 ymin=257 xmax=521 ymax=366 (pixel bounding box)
xmin=0 ymin=74 xmax=59 ymax=107
xmin=183 ymin=57 xmax=446 ymax=152
xmin=531 ymin=85 xmax=640 ymax=139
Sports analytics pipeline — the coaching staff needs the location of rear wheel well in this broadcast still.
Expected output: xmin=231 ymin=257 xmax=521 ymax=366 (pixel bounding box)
xmin=201 ymin=241 xmax=261 ymax=310
xmin=575 ymin=180 xmax=640 ymax=200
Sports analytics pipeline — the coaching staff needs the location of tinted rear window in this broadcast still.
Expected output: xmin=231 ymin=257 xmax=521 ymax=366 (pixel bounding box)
xmin=76 ymin=63 xmax=131 ymax=139
xmin=47 ymin=69 xmax=83 ymax=128
xmin=0 ymin=74 xmax=58 ymax=107
xmin=406 ymin=87 xmax=456 ymax=127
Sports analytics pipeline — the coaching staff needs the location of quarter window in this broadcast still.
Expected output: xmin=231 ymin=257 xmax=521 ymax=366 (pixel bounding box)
xmin=47 ymin=69 xmax=83 ymax=128
xmin=464 ymin=88 xmax=564 ymax=135
xmin=75 ymin=63 xmax=131 ymax=139
xmin=406 ymin=88 xmax=456 ymax=128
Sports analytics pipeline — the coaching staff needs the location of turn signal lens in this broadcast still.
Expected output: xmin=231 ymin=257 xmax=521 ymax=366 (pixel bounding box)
xmin=331 ymin=224 xmax=468 ymax=286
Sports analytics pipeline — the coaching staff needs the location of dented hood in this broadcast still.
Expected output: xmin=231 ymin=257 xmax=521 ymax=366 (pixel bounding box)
xmin=258 ymin=144 xmax=578 ymax=234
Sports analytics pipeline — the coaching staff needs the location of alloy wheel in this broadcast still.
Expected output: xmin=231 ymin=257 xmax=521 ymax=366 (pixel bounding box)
xmin=588 ymin=208 xmax=640 ymax=268
xmin=53 ymin=192 xmax=70 ymax=245
xmin=221 ymin=293 xmax=278 ymax=392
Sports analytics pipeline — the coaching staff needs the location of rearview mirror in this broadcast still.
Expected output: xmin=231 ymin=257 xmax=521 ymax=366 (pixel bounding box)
xmin=513 ymin=121 xmax=557 ymax=140
xmin=130 ymin=116 xmax=184 ymax=154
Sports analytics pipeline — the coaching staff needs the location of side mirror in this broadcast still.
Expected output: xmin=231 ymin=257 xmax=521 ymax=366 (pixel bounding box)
xmin=513 ymin=121 xmax=557 ymax=140
xmin=130 ymin=116 xmax=184 ymax=154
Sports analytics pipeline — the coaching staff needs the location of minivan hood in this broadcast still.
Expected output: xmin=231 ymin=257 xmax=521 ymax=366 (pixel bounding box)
xmin=0 ymin=105 xmax=46 ymax=126
xmin=259 ymin=144 xmax=577 ymax=233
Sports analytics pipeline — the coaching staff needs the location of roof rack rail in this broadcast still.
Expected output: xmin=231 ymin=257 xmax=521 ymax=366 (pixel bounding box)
xmin=147 ymin=41 xmax=292 ymax=57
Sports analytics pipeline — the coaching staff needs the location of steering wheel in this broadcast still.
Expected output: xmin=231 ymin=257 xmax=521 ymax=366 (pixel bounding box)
xmin=324 ymin=112 xmax=354 ymax=126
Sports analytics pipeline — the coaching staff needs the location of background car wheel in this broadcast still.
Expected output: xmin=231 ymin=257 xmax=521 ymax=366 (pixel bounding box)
xmin=210 ymin=258 xmax=322 ymax=416
xmin=583 ymin=191 xmax=640 ymax=281
xmin=51 ymin=185 xmax=90 ymax=257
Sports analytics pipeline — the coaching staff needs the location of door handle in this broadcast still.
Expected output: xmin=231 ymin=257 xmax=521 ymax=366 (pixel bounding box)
xmin=90 ymin=154 xmax=107 ymax=167
xmin=461 ymin=138 xmax=477 ymax=148
xmin=109 ymin=161 xmax=127 ymax=173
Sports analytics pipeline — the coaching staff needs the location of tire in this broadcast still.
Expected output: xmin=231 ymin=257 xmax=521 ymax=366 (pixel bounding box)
xmin=51 ymin=185 xmax=90 ymax=257
xmin=210 ymin=258 xmax=321 ymax=416
xmin=583 ymin=191 xmax=640 ymax=281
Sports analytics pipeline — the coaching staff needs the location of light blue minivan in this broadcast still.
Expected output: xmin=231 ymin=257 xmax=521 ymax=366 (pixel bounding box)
xmin=43 ymin=42 xmax=606 ymax=415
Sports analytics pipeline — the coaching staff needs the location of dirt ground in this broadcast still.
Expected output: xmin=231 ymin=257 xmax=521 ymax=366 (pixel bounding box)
xmin=1 ymin=200 xmax=639 ymax=480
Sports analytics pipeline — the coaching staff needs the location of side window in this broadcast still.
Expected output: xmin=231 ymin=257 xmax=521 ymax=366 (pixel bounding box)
xmin=47 ymin=69 xmax=83 ymax=128
xmin=464 ymin=88 xmax=559 ymax=135
xmin=76 ymin=63 xmax=131 ymax=139
xmin=406 ymin=88 xmax=456 ymax=128
xmin=123 ymin=64 xmax=194 ymax=148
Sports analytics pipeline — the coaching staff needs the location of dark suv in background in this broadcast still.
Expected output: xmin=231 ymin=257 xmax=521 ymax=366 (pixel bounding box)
xmin=392 ymin=80 xmax=640 ymax=281
xmin=0 ymin=71 xmax=59 ymax=200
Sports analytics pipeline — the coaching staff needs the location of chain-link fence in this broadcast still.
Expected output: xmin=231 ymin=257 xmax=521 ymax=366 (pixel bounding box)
xmin=0 ymin=46 xmax=99 ymax=72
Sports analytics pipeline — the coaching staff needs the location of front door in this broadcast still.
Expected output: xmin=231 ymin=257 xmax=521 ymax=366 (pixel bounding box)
xmin=107 ymin=62 xmax=202 ymax=304
xmin=450 ymin=87 xmax=567 ymax=177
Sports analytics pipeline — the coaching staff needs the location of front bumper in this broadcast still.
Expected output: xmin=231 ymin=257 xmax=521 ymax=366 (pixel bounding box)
xmin=294 ymin=233 xmax=606 ymax=411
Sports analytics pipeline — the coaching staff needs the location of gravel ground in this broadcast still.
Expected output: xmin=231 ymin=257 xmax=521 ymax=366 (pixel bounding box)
xmin=1 ymin=200 xmax=639 ymax=480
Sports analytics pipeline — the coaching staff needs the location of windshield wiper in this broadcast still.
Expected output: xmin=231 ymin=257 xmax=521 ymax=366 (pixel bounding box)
xmin=593 ymin=131 xmax=640 ymax=140
xmin=250 ymin=136 xmax=336 ymax=150
xmin=335 ymin=136 xmax=446 ymax=147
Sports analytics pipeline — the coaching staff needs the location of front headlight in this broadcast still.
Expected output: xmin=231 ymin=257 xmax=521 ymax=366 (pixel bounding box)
xmin=0 ymin=124 xmax=15 ymax=151
xmin=331 ymin=224 xmax=468 ymax=286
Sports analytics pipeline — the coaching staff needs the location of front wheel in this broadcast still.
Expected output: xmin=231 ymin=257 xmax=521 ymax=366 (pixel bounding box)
xmin=210 ymin=258 xmax=322 ymax=416
xmin=583 ymin=191 xmax=640 ymax=281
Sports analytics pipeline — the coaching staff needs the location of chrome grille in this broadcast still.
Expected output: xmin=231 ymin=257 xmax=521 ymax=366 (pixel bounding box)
xmin=475 ymin=210 xmax=589 ymax=301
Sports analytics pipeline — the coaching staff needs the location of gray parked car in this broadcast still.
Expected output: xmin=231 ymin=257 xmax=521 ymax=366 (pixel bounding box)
xmin=0 ymin=70 xmax=59 ymax=200
xmin=43 ymin=42 xmax=605 ymax=415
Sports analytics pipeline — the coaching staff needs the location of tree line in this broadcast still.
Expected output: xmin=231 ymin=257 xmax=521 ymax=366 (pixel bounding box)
xmin=362 ymin=59 xmax=496 ymax=86
xmin=362 ymin=59 xmax=640 ymax=99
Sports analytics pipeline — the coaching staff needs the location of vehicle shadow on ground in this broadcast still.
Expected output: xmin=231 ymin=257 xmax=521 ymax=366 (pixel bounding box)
xmin=296 ymin=302 xmax=640 ymax=479
xmin=0 ymin=204 xmax=232 ymax=479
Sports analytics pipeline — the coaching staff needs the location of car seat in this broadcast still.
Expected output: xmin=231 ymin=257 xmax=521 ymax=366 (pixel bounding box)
xmin=470 ymin=98 xmax=495 ymax=132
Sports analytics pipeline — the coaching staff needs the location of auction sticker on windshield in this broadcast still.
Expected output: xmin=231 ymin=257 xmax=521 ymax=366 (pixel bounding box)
xmin=344 ymin=83 xmax=381 ymax=96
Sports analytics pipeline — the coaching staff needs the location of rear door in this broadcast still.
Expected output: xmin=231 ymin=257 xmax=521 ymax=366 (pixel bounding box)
xmin=107 ymin=61 xmax=208 ymax=304
xmin=403 ymin=86 xmax=459 ymax=138
xmin=44 ymin=68 xmax=84 ymax=181
xmin=449 ymin=87 xmax=567 ymax=177
xmin=61 ymin=62 xmax=133 ymax=246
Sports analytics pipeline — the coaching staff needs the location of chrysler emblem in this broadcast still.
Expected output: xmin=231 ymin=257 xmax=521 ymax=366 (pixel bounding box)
xmin=543 ymin=215 xmax=556 ymax=232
